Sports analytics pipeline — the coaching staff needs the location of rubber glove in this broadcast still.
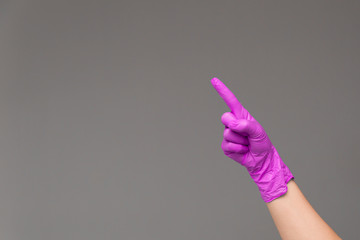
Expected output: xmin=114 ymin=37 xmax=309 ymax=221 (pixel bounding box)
xmin=211 ymin=77 xmax=294 ymax=202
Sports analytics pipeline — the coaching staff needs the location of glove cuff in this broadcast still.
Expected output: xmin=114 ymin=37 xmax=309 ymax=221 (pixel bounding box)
xmin=249 ymin=146 xmax=294 ymax=203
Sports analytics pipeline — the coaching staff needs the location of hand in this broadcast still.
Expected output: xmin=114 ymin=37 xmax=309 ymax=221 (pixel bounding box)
xmin=211 ymin=77 xmax=294 ymax=202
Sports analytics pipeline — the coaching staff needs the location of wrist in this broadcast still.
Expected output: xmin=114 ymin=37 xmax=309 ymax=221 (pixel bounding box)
xmin=249 ymin=146 xmax=294 ymax=203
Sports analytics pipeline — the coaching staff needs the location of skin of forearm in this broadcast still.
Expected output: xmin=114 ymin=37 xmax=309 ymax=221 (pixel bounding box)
xmin=266 ymin=180 xmax=341 ymax=240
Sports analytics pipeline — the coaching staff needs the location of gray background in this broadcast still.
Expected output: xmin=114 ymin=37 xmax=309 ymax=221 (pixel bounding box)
xmin=0 ymin=0 xmax=359 ymax=239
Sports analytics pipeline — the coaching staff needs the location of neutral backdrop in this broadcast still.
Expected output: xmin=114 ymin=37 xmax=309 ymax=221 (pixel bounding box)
xmin=1 ymin=1 xmax=359 ymax=239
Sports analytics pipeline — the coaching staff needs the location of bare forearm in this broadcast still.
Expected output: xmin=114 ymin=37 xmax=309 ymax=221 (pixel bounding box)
xmin=266 ymin=180 xmax=341 ymax=240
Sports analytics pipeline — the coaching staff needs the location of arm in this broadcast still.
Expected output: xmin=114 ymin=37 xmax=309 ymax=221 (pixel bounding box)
xmin=267 ymin=180 xmax=341 ymax=240
xmin=210 ymin=77 xmax=341 ymax=239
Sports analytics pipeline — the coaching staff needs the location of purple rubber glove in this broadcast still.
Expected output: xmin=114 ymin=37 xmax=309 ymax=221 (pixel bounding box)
xmin=211 ymin=77 xmax=294 ymax=202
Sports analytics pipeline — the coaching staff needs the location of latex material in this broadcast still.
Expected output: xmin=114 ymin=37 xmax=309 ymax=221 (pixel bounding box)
xmin=211 ymin=77 xmax=294 ymax=202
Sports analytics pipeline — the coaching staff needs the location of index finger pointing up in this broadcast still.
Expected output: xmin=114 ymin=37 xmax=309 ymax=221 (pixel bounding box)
xmin=211 ymin=77 xmax=250 ymax=119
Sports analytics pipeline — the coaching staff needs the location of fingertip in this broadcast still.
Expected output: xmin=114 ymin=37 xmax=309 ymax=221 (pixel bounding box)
xmin=210 ymin=77 xmax=221 ymax=89
xmin=221 ymin=112 xmax=237 ymax=126
xmin=223 ymin=127 xmax=231 ymax=138
xmin=222 ymin=141 xmax=249 ymax=154
xmin=210 ymin=78 xmax=245 ymax=119
xmin=211 ymin=77 xmax=219 ymax=84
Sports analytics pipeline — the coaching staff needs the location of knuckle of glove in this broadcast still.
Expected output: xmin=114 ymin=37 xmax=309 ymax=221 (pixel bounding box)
xmin=229 ymin=119 xmax=247 ymax=131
